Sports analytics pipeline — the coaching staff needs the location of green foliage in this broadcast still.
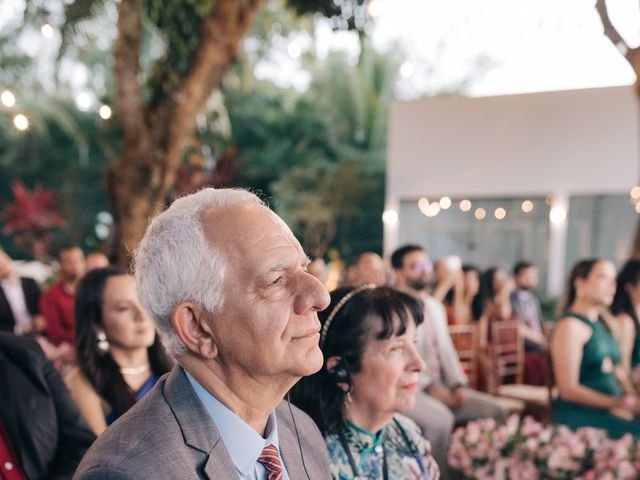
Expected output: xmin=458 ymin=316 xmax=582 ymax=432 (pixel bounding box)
xmin=145 ymin=0 xmax=215 ymax=105
xmin=223 ymin=40 xmax=397 ymax=260
xmin=0 ymin=105 xmax=117 ymax=258
xmin=1 ymin=0 xmax=389 ymax=261
xmin=287 ymin=0 xmax=368 ymax=31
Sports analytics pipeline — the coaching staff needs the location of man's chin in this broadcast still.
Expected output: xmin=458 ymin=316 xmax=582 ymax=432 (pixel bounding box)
xmin=290 ymin=346 xmax=324 ymax=377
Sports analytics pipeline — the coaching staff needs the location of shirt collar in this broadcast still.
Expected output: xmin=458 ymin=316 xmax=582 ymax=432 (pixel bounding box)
xmin=184 ymin=369 xmax=280 ymax=477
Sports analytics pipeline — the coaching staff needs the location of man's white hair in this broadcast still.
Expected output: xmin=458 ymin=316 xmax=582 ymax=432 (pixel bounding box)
xmin=134 ymin=188 xmax=264 ymax=356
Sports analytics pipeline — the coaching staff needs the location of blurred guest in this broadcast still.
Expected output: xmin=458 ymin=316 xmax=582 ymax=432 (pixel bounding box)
xmin=441 ymin=264 xmax=485 ymax=327
xmin=392 ymin=245 xmax=505 ymax=474
xmin=0 ymin=249 xmax=43 ymax=335
xmin=308 ymin=256 xmax=329 ymax=286
xmin=482 ymin=267 xmax=514 ymax=323
xmin=434 ymin=257 xmax=464 ymax=325
xmin=611 ymin=259 xmax=640 ymax=377
xmin=511 ymin=261 xmax=547 ymax=386
xmin=40 ymin=245 xmax=85 ymax=347
xmin=85 ymin=252 xmax=109 ymax=272
xmin=291 ymin=285 xmax=439 ymax=479
xmin=0 ymin=333 xmax=95 ymax=479
xmin=64 ymin=267 xmax=172 ymax=435
xmin=348 ymin=252 xmax=388 ymax=287
xmin=432 ymin=257 xmax=462 ymax=307
xmin=477 ymin=267 xmax=514 ymax=391
xmin=552 ymin=258 xmax=640 ymax=438
xmin=75 ymin=188 xmax=330 ymax=479
xmin=461 ymin=265 xmax=484 ymax=324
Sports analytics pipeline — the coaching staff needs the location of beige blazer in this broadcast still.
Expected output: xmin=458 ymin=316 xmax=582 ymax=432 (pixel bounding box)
xmin=73 ymin=366 xmax=330 ymax=479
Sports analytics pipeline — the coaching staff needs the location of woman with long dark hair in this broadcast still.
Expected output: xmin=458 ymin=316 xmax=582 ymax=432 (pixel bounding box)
xmin=551 ymin=258 xmax=640 ymax=438
xmin=439 ymin=263 xmax=482 ymax=326
xmin=611 ymin=259 xmax=640 ymax=375
xmin=65 ymin=267 xmax=173 ymax=434
xmin=291 ymin=285 xmax=439 ymax=479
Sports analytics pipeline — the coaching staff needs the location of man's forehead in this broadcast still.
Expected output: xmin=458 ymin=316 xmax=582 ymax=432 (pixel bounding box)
xmin=406 ymin=251 xmax=428 ymax=263
xmin=202 ymin=203 xmax=303 ymax=256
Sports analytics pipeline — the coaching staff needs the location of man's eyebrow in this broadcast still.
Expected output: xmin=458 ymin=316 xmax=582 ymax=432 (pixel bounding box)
xmin=267 ymin=262 xmax=291 ymax=273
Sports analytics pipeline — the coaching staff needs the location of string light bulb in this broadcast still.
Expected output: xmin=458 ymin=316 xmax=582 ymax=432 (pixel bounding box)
xmin=459 ymin=200 xmax=472 ymax=212
xmin=99 ymin=105 xmax=112 ymax=120
xmin=13 ymin=114 xmax=29 ymax=131
xmin=1 ymin=90 xmax=15 ymax=108
xmin=521 ymin=200 xmax=534 ymax=213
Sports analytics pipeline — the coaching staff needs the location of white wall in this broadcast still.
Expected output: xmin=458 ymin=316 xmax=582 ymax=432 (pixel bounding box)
xmin=387 ymin=86 xmax=639 ymax=201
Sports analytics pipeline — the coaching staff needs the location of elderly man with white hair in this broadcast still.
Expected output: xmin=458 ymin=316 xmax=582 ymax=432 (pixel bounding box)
xmin=75 ymin=188 xmax=331 ymax=480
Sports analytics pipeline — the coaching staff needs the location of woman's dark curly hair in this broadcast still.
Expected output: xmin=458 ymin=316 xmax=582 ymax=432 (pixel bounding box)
xmin=290 ymin=285 xmax=424 ymax=434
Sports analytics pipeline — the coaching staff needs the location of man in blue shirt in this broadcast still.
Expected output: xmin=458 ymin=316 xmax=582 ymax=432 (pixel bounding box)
xmin=75 ymin=188 xmax=331 ymax=480
xmin=511 ymin=261 xmax=548 ymax=386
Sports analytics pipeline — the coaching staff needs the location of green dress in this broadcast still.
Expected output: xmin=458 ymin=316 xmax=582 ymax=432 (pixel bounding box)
xmin=553 ymin=311 xmax=640 ymax=438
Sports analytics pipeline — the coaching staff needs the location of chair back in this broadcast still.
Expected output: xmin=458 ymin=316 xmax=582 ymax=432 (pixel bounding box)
xmin=448 ymin=323 xmax=478 ymax=389
xmin=491 ymin=319 xmax=524 ymax=386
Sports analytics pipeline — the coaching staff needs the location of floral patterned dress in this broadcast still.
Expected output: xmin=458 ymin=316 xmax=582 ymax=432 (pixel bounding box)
xmin=325 ymin=414 xmax=440 ymax=480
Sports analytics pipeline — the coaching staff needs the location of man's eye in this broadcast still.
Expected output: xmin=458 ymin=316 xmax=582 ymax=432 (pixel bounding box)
xmin=270 ymin=277 xmax=284 ymax=286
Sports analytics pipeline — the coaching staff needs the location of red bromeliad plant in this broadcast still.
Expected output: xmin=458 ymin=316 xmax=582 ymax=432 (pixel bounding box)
xmin=1 ymin=180 xmax=66 ymax=259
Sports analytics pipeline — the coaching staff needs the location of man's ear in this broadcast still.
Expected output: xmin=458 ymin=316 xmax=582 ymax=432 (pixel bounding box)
xmin=172 ymin=302 xmax=218 ymax=359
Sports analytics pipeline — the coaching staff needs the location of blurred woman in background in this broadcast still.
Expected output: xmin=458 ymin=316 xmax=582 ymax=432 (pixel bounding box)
xmin=65 ymin=267 xmax=172 ymax=435
xmin=552 ymin=258 xmax=640 ymax=438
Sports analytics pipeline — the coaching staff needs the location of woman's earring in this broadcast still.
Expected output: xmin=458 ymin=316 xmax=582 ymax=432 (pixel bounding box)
xmin=345 ymin=392 xmax=353 ymax=405
xmin=96 ymin=330 xmax=110 ymax=352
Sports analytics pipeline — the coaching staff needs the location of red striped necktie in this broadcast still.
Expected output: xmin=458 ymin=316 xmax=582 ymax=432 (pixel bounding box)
xmin=258 ymin=444 xmax=284 ymax=480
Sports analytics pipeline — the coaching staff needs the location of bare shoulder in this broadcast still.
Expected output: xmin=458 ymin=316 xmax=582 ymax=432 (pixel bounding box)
xmin=615 ymin=312 xmax=635 ymax=331
xmin=553 ymin=316 xmax=592 ymax=344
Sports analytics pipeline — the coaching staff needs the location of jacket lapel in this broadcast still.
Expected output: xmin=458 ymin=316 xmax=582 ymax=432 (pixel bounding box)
xmin=163 ymin=365 xmax=239 ymax=480
xmin=276 ymin=403 xmax=304 ymax=478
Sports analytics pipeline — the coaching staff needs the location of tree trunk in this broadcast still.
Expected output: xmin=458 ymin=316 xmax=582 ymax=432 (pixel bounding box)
xmin=108 ymin=0 xmax=264 ymax=266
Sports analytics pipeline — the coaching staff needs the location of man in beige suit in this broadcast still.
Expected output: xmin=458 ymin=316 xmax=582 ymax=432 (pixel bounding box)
xmin=75 ymin=188 xmax=331 ymax=479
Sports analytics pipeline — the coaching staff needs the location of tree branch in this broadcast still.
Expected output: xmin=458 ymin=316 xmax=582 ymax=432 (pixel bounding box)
xmin=160 ymin=0 xmax=265 ymax=192
xmin=114 ymin=0 xmax=147 ymax=152
xmin=595 ymin=0 xmax=635 ymax=65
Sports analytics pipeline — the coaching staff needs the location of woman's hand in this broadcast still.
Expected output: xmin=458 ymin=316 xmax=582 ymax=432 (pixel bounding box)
xmin=610 ymin=394 xmax=639 ymax=420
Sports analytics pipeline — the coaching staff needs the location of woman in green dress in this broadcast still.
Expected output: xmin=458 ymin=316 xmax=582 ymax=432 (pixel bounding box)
xmin=552 ymin=258 xmax=640 ymax=438
xmin=611 ymin=259 xmax=640 ymax=377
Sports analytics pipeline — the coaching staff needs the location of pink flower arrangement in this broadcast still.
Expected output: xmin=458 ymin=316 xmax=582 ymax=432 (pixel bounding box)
xmin=448 ymin=415 xmax=640 ymax=479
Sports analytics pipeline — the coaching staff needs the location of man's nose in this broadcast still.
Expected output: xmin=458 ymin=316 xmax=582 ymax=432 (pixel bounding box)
xmin=293 ymin=272 xmax=330 ymax=315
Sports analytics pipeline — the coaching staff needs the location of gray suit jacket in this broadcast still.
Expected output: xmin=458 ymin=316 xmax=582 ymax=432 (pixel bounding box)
xmin=73 ymin=366 xmax=330 ymax=479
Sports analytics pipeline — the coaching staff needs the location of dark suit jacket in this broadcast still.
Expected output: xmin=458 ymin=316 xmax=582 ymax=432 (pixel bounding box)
xmin=74 ymin=366 xmax=330 ymax=479
xmin=0 ymin=333 xmax=95 ymax=480
xmin=0 ymin=277 xmax=40 ymax=332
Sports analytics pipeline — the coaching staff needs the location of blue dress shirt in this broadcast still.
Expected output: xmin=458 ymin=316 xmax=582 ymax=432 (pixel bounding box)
xmin=185 ymin=370 xmax=289 ymax=480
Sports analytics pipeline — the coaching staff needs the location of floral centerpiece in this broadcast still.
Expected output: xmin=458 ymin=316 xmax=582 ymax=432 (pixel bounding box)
xmin=448 ymin=415 xmax=640 ymax=479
